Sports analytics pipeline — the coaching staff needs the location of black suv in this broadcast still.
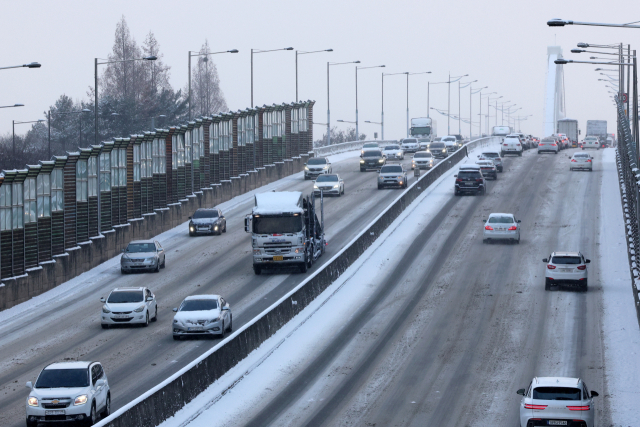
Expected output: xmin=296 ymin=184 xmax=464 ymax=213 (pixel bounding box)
xmin=360 ymin=150 xmax=385 ymax=171
xmin=454 ymin=166 xmax=486 ymax=196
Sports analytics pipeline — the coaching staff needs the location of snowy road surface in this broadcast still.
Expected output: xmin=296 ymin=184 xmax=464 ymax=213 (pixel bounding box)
xmin=0 ymin=149 xmax=433 ymax=427
xmin=158 ymin=147 xmax=636 ymax=427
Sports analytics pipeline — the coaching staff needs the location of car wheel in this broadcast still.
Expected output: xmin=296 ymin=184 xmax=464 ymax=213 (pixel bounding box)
xmin=570 ymin=167 xmax=573 ymax=171
xmin=219 ymin=322 xmax=226 ymax=339
xmin=223 ymin=223 xmax=227 ymax=233
xmin=454 ymin=190 xmax=460 ymax=196
xmin=143 ymin=311 xmax=149 ymax=327
xmin=101 ymin=324 xmax=109 ymax=330
xmin=518 ymin=152 xmax=522 ymax=157
xmin=152 ymin=306 xmax=158 ymax=322
xmin=100 ymin=393 xmax=111 ymax=418
xmin=189 ymin=231 xmax=195 ymax=237
xmin=545 ymin=278 xmax=552 ymax=291
xmin=299 ymin=261 xmax=308 ymax=273
xmin=582 ymin=280 xmax=588 ymax=292
xmin=161 ymin=257 xmax=166 ymax=268
xmin=516 ymin=237 xmax=520 ymax=244
xmin=360 ymin=168 xmax=365 ymax=172
xmin=154 ymin=263 xmax=160 ymax=273
xmin=26 ymin=417 xmax=37 ymax=427
xmin=121 ymin=268 xmax=127 ymax=275
xmin=86 ymin=403 xmax=96 ymax=426
xmin=482 ymin=239 xmax=487 ymax=244
xmin=253 ymin=265 xmax=262 ymax=275
xmin=377 ymin=184 xmax=382 ymax=190
xmin=227 ymin=315 xmax=233 ymax=332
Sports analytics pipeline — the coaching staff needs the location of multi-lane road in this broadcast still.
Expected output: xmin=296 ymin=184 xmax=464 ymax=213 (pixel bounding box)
xmin=0 ymin=150 xmax=428 ymax=427
xmin=168 ymin=147 xmax=612 ymax=427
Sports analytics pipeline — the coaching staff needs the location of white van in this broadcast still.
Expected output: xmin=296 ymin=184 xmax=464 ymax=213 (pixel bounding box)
xmin=501 ymin=135 xmax=523 ymax=157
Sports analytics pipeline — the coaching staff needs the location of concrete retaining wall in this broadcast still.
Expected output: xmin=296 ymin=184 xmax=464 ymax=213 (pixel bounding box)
xmin=0 ymin=162 xmax=306 ymax=312
xmin=97 ymin=137 xmax=497 ymax=427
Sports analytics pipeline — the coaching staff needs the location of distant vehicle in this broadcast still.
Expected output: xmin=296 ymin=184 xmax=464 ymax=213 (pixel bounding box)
xmin=26 ymin=361 xmax=110 ymax=426
xmin=377 ymin=164 xmax=408 ymax=189
xmin=557 ymin=118 xmax=580 ymax=146
xmin=517 ymin=377 xmax=598 ymax=427
xmin=501 ymin=135 xmax=523 ymax=157
xmin=428 ymin=142 xmax=448 ymax=158
xmin=410 ymin=117 xmax=437 ymax=141
xmin=582 ymin=135 xmax=600 ymax=150
xmin=120 ymin=240 xmax=166 ymax=274
xmin=417 ymin=138 xmax=431 ymax=151
xmin=492 ymin=125 xmax=512 ymax=136
xmin=360 ymin=142 xmax=380 ymax=157
xmin=360 ymin=150 xmax=386 ymax=171
xmin=537 ymin=137 xmax=559 ymax=154
xmin=606 ymin=136 xmax=614 ymax=147
xmin=454 ymin=164 xmax=486 ymax=196
xmin=586 ymin=120 xmax=607 ymax=143
xmin=555 ymin=133 xmax=569 ymax=149
xmin=482 ymin=213 xmax=521 ymax=244
xmin=476 ymin=160 xmax=498 ymax=180
xmin=382 ymin=144 xmax=405 ymax=160
xmin=400 ymin=138 xmax=420 ymax=153
xmin=313 ymin=174 xmax=344 ymax=196
xmin=570 ymin=152 xmax=593 ymax=171
xmin=101 ymin=287 xmax=158 ymax=328
xmin=172 ymin=295 xmax=232 ymax=340
xmin=515 ymin=133 xmax=530 ymax=150
xmin=411 ymin=151 xmax=434 ymax=170
xmin=543 ymin=251 xmax=590 ymax=291
xmin=189 ymin=208 xmax=226 ymax=236
xmin=452 ymin=134 xmax=464 ymax=148
xmin=478 ymin=152 xmax=503 ymax=172
xmin=441 ymin=135 xmax=458 ymax=152
xmin=304 ymin=157 xmax=332 ymax=180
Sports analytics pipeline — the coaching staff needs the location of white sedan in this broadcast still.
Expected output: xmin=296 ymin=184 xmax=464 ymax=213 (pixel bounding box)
xmin=101 ymin=287 xmax=158 ymax=328
xmin=517 ymin=377 xmax=598 ymax=427
xmin=172 ymin=295 xmax=232 ymax=340
xmin=382 ymin=144 xmax=405 ymax=160
xmin=482 ymin=213 xmax=520 ymax=244
xmin=570 ymin=152 xmax=593 ymax=171
xmin=313 ymin=174 xmax=345 ymax=196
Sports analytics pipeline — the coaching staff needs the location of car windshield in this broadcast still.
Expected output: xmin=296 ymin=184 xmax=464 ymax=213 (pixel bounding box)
xmin=481 ymin=152 xmax=499 ymax=158
xmin=574 ymin=154 xmax=589 ymax=159
xmin=108 ymin=291 xmax=144 ymax=303
xmin=488 ymin=216 xmax=514 ymax=224
xmin=316 ymin=175 xmax=338 ymax=182
xmin=418 ymin=138 xmax=430 ymax=142
xmin=551 ymin=256 xmax=582 ymax=265
xmin=430 ymin=143 xmax=445 ymax=149
xmin=363 ymin=143 xmax=378 ymax=148
xmin=35 ymin=369 xmax=89 ymax=388
xmin=505 ymin=138 xmax=519 ymax=142
xmin=402 ymin=139 xmax=417 ymax=144
xmin=381 ymin=165 xmax=402 ymax=173
xmin=414 ymin=152 xmax=432 ymax=158
xmin=363 ymin=151 xmax=382 ymax=157
xmin=585 ymin=138 xmax=597 ymax=141
xmin=443 ymin=138 xmax=455 ymax=142
xmin=384 ymin=145 xmax=400 ymax=150
xmin=458 ymin=171 xmax=480 ymax=179
xmin=253 ymin=215 xmax=303 ymax=234
xmin=478 ymin=163 xmax=493 ymax=168
xmin=307 ymin=158 xmax=327 ymax=165
xmin=126 ymin=243 xmax=155 ymax=253
xmin=180 ymin=299 xmax=218 ymax=311
xmin=192 ymin=210 xmax=218 ymax=219
xmin=533 ymin=387 xmax=581 ymax=401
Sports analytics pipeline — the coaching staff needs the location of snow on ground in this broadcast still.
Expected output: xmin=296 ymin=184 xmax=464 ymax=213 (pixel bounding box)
xmin=156 ymin=142 xmax=498 ymax=427
xmin=599 ymin=148 xmax=640 ymax=425
xmin=0 ymin=150 xmax=363 ymax=326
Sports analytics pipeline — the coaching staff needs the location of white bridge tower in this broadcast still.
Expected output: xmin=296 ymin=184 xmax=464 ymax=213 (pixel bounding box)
xmin=544 ymin=46 xmax=566 ymax=136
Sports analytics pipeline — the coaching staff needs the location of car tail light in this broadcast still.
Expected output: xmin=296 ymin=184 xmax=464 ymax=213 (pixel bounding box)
xmin=586 ymin=159 xmax=592 ymax=162
xmin=567 ymin=405 xmax=590 ymax=411
xmin=456 ymin=178 xmax=463 ymax=182
xmin=476 ymin=178 xmax=483 ymax=182
xmin=551 ymin=143 xmax=557 ymax=146
xmin=524 ymin=404 xmax=547 ymax=410
xmin=485 ymin=225 xmax=493 ymax=230
xmin=577 ymin=265 xmax=587 ymax=270
xmin=517 ymin=144 xmax=521 ymax=146
xmin=547 ymin=264 xmax=556 ymax=269
xmin=508 ymin=225 xmax=517 ymax=230
xmin=571 ymin=159 xmax=577 ymax=162
xmin=504 ymin=144 xmax=508 ymax=146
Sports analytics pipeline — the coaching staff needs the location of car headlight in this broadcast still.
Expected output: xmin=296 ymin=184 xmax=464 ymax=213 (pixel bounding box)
xmin=190 ymin=226 xmax=195 ymax=231
xmin=333 ymin=184 xmax=339 ymax=188
xmin=313 ymin=185 xmax=318 ymax=189
xmin=146 ymin=257 xmax=156 ymax=262
xmin=442 ymin=149 xmax=446 ymax=152
xmin=304 ymin=166 xmax=309 ymax=170
xmin=360 ymin=160 xmax=365 ymax=164
xmin=214 ymin=225 xmax=218 ymax=230
xmin=323 ymin=165 xmax=329 ymax=169
xmin=74 ymin=395 xmax=88 ymax=406
xmin=378 ymin=159 xmax=384 ymax=163
xmin=173 ymin=319 xmax=182 ymax=325
xmin=102 ymin=306 xmax=111 ymax=314
xmin=28 ymin=397 xmax=38 ymax=407
xmin=134 ymin=305 xmax=145 ymax=313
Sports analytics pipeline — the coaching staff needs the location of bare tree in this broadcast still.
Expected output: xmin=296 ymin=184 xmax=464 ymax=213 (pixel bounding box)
xmin=187 ymin=40 xmax=228 ymax=118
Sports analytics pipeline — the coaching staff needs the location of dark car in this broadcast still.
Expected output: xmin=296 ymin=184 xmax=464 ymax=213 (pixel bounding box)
xmin=454 ymin=165 xmax=486 ymax=196
xmin=428 ymin=142 xmax=449 ymax=159
xmin=360 ymin=150 xmax=385 ymax=171
xmin=189 ymin=208 xmax=227 ymax=236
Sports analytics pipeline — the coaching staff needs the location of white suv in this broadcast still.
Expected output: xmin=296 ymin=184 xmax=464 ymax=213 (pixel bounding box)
xmin=543 ymin=251 xmax=590 ymax=291
xmin=517 ymin=377 xmax=598 ymax=427
xmin=501 ymin=135 xmax=523 ymax=157
xmin=100 ymin=287 xmax=158 ymax=328
xmin=26 ymin=361 xmax=110 ymax=426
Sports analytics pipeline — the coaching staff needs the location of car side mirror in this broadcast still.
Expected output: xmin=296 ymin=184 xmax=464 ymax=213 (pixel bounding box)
xmin=220 ymin=215 xmax=224 ymax=219
xmin=100 ymin=297 xmax=106 ymax=303
xmin=517 ymin=220 xmax=521 ymax=223
xmin=26 ymin=381 xmax=33 ymax=390
xmin=590 ymin=391 xmax=599 ymax=397
xmin=453 ymin=174 xmax=457 ymax=177
xmin=482 ymin=219 xmax=486 ymax=223
xmin=516 ymin=388 xmax=525 ymax=396
xmin=172 ymin=308 xmax=178 ymax=312
xmin=244 ymin=215 xmax=251 ymax=233
xmin=121 ymin=248 xmax=125 ymax=253
xmin=146 ymin=297 xmax=154 ymax=302
xmin=188 ymin=216 xmax=191 ymax=219
xmin=95 ymin=379 xmax=105 ymax=388
xmin=303 ymin=163 xmax=307 ymax=166
xmin=542 ymin=258 xmax=548 ymax=263
xmin=222 ymin=305 xmax=229 ymax=311
xmin=585 ymin=259 xmax=591 ymax=263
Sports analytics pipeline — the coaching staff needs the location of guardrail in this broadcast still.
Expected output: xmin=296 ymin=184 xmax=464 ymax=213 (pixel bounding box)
xmin=97 ymin=136 xmax=498 ymax=427
xmin=612 ymin=94 xmax=640 ymax=328
xmin=313 ymin=139 xmax=397 ymax=157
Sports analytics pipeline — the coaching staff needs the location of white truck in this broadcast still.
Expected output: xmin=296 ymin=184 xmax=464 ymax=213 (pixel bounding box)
xmin=557 ymin=119 xmax=580 ymax=146
xmin=492 ymin=126 xmax=512 ymax=137
xmin=410 ymin=117 xmax=437 ymax=141
xmin=586 ymin=120 xmax=607 ymax=145
xmin=245 ymin=191 xmax=325 ymax=275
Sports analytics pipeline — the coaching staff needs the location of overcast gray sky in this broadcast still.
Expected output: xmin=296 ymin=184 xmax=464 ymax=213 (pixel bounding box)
xmin=1 ymin=0 xmax=637 ymax=142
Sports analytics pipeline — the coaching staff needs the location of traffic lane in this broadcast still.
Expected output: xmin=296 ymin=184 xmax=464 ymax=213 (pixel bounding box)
xmin=0 ymin=153 xmax=420 ymax=425
xmin=236 ymin=148 xmax=607 ymax=426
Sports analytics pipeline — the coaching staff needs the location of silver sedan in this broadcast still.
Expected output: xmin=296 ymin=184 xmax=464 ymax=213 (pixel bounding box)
xmin=120 ymin=240 xmax=166 ymax=273
xmin=570 ymin=152 xmax=593 ymax=171
xmin=313 ymin=174 xmax=345 ymax=196
xmin=482 ymin=213 xmax=521 ymax=244
xmin=172 ymin=295 xmax=232 ymax=340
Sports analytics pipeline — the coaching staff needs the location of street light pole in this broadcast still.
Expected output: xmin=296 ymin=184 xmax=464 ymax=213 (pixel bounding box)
xmin=295 ymin=49 xmax=332 ymax=102
xmin=13 ymin=119 xmax=45 ymax=160
xmin=188 ymin=49 xmax=238 ymax=120
xmin=327 ymin=60 xmax=360 ymax=145
xmin=355 ymin=65 xmax=385 ymax=142
xmin=251 ymin=47 xmax=293 ymax=108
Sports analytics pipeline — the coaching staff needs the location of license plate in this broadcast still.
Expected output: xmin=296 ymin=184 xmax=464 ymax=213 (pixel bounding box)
xmin=560 ymin=268 xmax=572 ymax=272
xmin=113 ymin=315 xmax=130 ymax=319
xmin=188 ymin=326 xmax=203 ymax=331
xmin=273 ymin=256 xmax=283 ymax=261
xmin=548 ymin=421 xmax=567 ymax=426
xmin=465 ymin=182 xmax=475 ymax=186
xmin=45 ymin=410 xmax=65 ymax=415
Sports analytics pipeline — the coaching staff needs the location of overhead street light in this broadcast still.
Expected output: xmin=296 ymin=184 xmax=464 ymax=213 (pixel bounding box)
xmin=13 ymin=119 xmax=45 ymax=159
xmin=296 ymin=49 xmax=332 ymax=101
xmin=0 ymin=62 xmax=41 ymax=70
xmin=251 ymin=47 xmax=293 ymax=107
xmin=47 ymin=108 xmax=92 ymax=158
xmin=189 ymin=49 xmax=238 ymax=120
xmin=447 ymin=73 xmax=468 ymax=133
xmin=0 ymin=104 xmax=25 ymax=109
xmin=327 ymin=60 xmax=360 ymax=145
xmin=548 ymin=18 xmax=640 ymax=29
xmin=458 ymin=79 xmax=477 ymax=135
xmin=471 ymin=86 xmax=488 ymax=137
xmin=337 ymin=119 xmax=356 ymax=124
xmin=355 ymin=65 xmax=385 ymax=142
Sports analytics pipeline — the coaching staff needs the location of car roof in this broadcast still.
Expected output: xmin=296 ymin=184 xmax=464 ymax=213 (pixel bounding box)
xmin=481 ymin=152 xmax=499 ymax=155
xmin=533 ymin=377 xmax=581 ymax=387
xmin=551 ymin=251 xmax=581 ymax=256
xmin=45 ymin=361 xmax=93 ymax=370
xmin=184 ymin=294 xmax=220 ymax=301
xmin=476 ymin=160 xmax=494 ymax=165
xmin=459 ymin=164 xmax=480 ymax=170
xmin=195 ymin=207 xmax=218 ymax=211
xmin=129 ymin=240 xmax=155 ymax=244
xmin=488 ymin=212 xmax=514 ymax=217
xmin=415 ymin=150 xmax=432 ymax=155
xmin=111 ymin=287 xmax=145 ymax=292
